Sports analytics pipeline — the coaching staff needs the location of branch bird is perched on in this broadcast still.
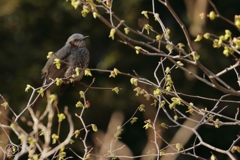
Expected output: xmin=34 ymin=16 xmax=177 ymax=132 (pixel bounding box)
xmin=42 ymin=33 xmax=90 ymax=88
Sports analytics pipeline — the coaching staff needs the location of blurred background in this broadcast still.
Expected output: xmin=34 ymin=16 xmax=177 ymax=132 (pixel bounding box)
xmin=0 ymin=0 xmax=240 ymax=159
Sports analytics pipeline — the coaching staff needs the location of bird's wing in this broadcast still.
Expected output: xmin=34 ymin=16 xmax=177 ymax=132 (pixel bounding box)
xmin=41 ymin=46 xmax=71 ymax=83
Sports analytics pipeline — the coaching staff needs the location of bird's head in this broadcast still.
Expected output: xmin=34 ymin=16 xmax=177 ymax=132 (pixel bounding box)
xmin=66 ymin=33 xmax=89 ymax=47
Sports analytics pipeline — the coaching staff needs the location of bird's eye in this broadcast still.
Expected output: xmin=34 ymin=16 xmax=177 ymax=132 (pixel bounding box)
xmin=74 ymin=39 xmax=80 ymax=42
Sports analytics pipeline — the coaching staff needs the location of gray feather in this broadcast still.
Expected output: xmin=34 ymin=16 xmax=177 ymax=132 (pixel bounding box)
xmin=41 ymin=33 xmax=90 ymax=85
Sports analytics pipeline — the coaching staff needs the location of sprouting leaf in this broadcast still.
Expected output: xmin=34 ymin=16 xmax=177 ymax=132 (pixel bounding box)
xmin=49 ymin=94 xmax=57 ymax=103
xmin=144 ymin=24 xmax=152 ymax=35
xmin=69 ymin=139 xmax=74 ymax=144
xmin=133 ymin=87 xmax=144 ymax=96
xmin=71 ymin=0 xmax=81 ymax=9
xmin=224 ymin=29 xmax=231 ymax=40
xmin=25 ymin=84 xmax=32 ymax=92
xmin=171 ymin=97 xmax=182 ymax=105
xmin=51 ymin=133 xmax=59 ymax=144
xmin=203 ymin=33 xmax=210 ymax=39
xmin=55 ymin=78 xmax=63 ymax=86
xmin=194 ymin=34 xmax=202 ymax=42
xmin=37 ymin=88 xmax=45 ymax=97
xmin=109 ymin=28 xmax=116 ymax=40
xmin=230 ymin=146 xmax=240 ymax=153
xmin=151 ymin=100 xmax=157 ymax=107
xmin=160 ymin=123 xmax=168 ymax=129
xmin=114 ymin=126 xmax=123 ymax=139
xmin=210 ymin=154 xmax=217 ymax=160
xmin=135 ymin=46 xmax=142 ymax=54
xmin=91 ymin=124 xmax=98 ymax=132
xmin=1 ymin=102 xmax=8 ymax=109
xmin=156 ymin=35 xmax=162 ymax=40
xmin=124 ymin=28 xmax=130 ymax=34
xmin=208 ymin=11 xmax=216 ymax=20
xmin=144 ymin=93 xmax=151 ymax=100
xmin=18 ymin=134 xmax=25 ymax=141
xmin=141 ymin=11 xmax=149 ymax=19
xmin=138 ymin=104 xmax=145 ymax=112
xmin=165 ymin=86 xmax=171 ymax=92
xmin=93 ymin=12 xmax=99 ymax=19
xmin=76 ymin=101 xmax=83 ymax=108
xmin=84 ymin=69 xmax=92 ymax=76
xmin=85 ymin=100 xmax=90 ymax=108
xmin=27 ymin=137 xmax=34 ymax=145
xmin=235 ymin=15 xmax=240 ymax=29
xmin=75 ymin=67 xmax=81 ymax=76
xmin=110 ymin=68 xmax=121 ymax=78
xmin=32 ymin=155 xmax=39 ymax=160
xmin=154 ymin=13 xmax=159 ymax=21
xmin=166 ymin=44 xmax=173 ymax=52
xmin=109 ymin=71 xmax=116 ymax=78
xmin=169 ymin=103 xmax=176 ymax=110
xmin=143 ymin=122 xmax=152 ymax=129
xmin=130 ymin=117 xmax=138 ymax=124
xmin=47 ymin=51 xmax=53 ymax=59
xmin=39 ymin=130 xmax=44 ymax=136
xmin=199 ymin=12 xmax=206 ymax=19
xmin=153 ymin=88 xmax=161 ymax=97
xmin=58 ymin=113 xmax=66 ymax=122
xmin=53 ymin=58 xmax=61 ymax=69
xmin=130 ymin=78 xmax=138 ymax=86
xmin=113 ymin=68 xmax=120 ymax=75
xmin=160 ymin=100 xmax=165 ymax=108
xmin=186 ymin=102 xmax=194 ymax=115
xmin=166 ymin=74 xmax=173 ymax=87
xmin=214 ymin=118 xmax=220 ymax=128
xmin=213 ymin=39 xmax=221 ymax=48
xmin=177 ymin=43 xmax=185 ymax=51
xmin=74 ymin=130 xmax=80 ymax=138
xmin=81 ymin=6 xmax=90 ymax=17
xmin=106 ymin=0 xmax=111 ymax=7
xmin=79 ymin=91 xmax=84 ymax=98
xmin=175 ymin=143 xmax=183 ymax=151
xmin=165 ymin=28 xmax=171 ymax=39
xmin=176 ymin=61 xmax=184 ymax=68
xmin=174 ymin=115 xmax=178 ymax=121
xmin=112 ymin=87 xmax=120 ymax=94
xmin=160 ymin=150 xmax=165 ymax=156
xmin=191 ymin=51 xmax=200 ymax=61
xmin=233 ymin=37 xmax=240 ymax=47
xmin=165 ymin=67 xmax=171 ymax=74
xmin=223 ymin=46 xmax=234 ymax=57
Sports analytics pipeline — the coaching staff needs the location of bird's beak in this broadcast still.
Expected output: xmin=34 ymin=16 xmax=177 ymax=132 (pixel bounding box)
xmin=82 ymin=36 xmax=89 ymax=40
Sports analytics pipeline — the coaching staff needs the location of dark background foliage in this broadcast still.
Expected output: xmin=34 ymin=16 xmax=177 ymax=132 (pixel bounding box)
xmin=0 ymin=0 xmax=240 ymax=159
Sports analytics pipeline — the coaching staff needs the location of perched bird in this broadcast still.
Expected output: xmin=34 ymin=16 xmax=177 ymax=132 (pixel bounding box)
xmin=42 ymin=33 xmax=90 ymax=88
xmin=31 ymin=34 xmax=89 ymax=110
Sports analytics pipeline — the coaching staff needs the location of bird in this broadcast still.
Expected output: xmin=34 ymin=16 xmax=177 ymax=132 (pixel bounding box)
xmin=42 ymin=33 xmax=90 ymax=88
xmin=31 ymin=34 xmax=90 ymax=109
